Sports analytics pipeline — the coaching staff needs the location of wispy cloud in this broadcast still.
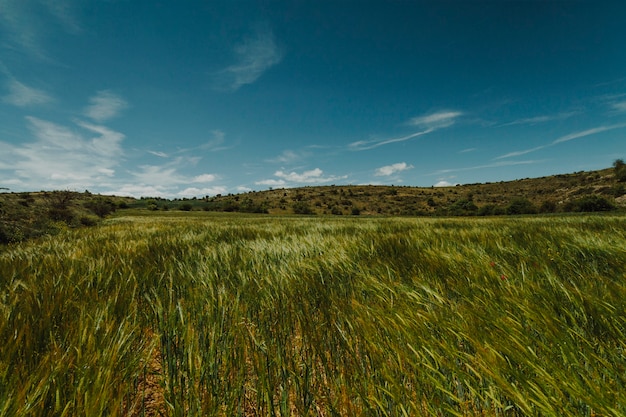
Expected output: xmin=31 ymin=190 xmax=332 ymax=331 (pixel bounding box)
xmin=200 ymin=130 xmax=227 ymax=151
xmin=212 ymin=25 xmax=282 ymax=92
xmin=2 ymin=79 xmax=53 ymax=106
xmin=349 ymin=129 xmax=433 ymax=151
xmin=374 ymin=162 xmax=413 ymax=177
xmin=408 ymin=110 xmax=463 ymax=129
xmin=496 ymin=123 xmax=626 ymax=159
xmin=84 ymin=90 xmax=128 ymax=122
xmin=0 ymin=0 xmax=81 ymax=59
xmin=148 ymin=150 xmax=168 ymax=158
xmin=552 ymin=124 xmax=626 ymax=144
xmin=495 ymin=145 xmax=547 ymax=160
xmin=432 ymin=159 xmax=542 ymax=176
xmin=349 ymin=110 xmax=463 ymax=151
xmin=267 ymin=150 xmax=307 ymax=164
xmin=610 ymin=101 xmax=626 ymax=113
xmin=499 ymin=111 xmax=578 ymax=127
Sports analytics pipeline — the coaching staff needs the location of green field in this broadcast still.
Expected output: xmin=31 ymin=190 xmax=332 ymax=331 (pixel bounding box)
xmin=1 ymin=212 xmax=625 ymax=416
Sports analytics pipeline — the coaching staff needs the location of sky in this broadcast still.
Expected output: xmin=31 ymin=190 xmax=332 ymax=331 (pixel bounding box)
xmin=1 ymin=0 xmax=626 ymax=198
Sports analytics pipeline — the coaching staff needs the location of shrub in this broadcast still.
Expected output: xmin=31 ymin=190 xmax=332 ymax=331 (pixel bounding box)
xmin=84 ymin=197 xmax=116 ymax=218
xmin=179 ymin=203 xmax=193 ymax=211
xmin=292 ymin=201 xmax=314 ymax=215
xmin=506 ymin=198 xmax=536 ymax=215
xmin=569 ymin=195 xmax=615 ymax=212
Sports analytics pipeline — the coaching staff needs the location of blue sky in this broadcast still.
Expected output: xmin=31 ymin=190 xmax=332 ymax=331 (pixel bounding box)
xmin=1 ymin=0 xmax=626 ymax=198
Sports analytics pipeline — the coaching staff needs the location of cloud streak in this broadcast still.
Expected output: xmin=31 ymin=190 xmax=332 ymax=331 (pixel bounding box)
xmin=350 ymin=110 xmax=462 ymax=151
xmin=212 ymin=25 xmax=282 ymax=91
xmin=408 ymin=110 xmax=463 ymax=129
xmin=499 ymin=111 xmax=578 ymax=127
xmin=432 ymin=159 xmax=542 ymax=176
xmin=496 ymin=123 xmax=626 ymax=160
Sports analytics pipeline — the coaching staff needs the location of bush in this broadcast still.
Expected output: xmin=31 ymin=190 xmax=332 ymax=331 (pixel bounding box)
xmin=569 ymin=195 xmax=615 ymax=212
xmin=292 ymin=201 xmax=313 ymax=215
xmin=179 ymin=203 xmax=193 ymax=211
xmin=84 ymin=197 xmax=116 ymax=218
xmin=506 ymin=198 xmax=536 ymax=215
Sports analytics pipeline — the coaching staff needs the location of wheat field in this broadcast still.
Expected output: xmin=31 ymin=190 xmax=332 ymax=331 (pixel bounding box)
xmin=1 ymin=212 xmax=625 ymax=416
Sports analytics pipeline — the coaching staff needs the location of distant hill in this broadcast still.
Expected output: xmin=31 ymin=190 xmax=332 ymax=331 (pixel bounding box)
xmin=1 ymin=166 xmax=625 ymax=243
xmin=195 ymin=167 xmax=625 ymax=216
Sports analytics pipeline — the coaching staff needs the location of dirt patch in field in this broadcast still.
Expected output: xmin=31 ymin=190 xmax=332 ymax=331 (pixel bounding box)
xmin=125 ymin=331 xmax=166 ymax=417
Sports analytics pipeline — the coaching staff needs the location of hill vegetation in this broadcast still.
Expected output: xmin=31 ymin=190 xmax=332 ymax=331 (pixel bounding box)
xmin=196 ymin=166 xmax=624 ymax=216
xmin=1 ymin=164 xmax=625 ymax=244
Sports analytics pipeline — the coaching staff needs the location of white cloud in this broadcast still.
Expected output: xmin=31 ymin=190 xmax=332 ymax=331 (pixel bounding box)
xmin=192 ymin=174 xmax=217 ymax=183
xmin=0 ymin=116 xmax=125 ymax=190
xmin=212 ymin=25 xmax=283 ymax=91
xmin=255 ymin=179 xmax=287 ymax=187
xmin=178 ymin=186 xmax=227 ymax=197
xmin=434 ymin=180 xmax=454 ymax=187
xmin=3 ymin=80 xmax=53 ymax=106
xmin=124 ymin=159 xmax=224 ymax=198
xmin=148 ymin=150 xmax=168 ymax=158
xmin=257 ymin=168 xmax=346 ymax=186
xmin=375 ymin=162 xmax=413 ymax=176
xmin=84 ymin=90 xmax=128 ymax=122
xmin=408 ymin=110 xmax=463 ymax=129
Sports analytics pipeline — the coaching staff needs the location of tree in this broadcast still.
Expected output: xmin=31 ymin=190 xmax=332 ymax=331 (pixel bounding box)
xmin=614 ymin=159 xmax=626 ymax=182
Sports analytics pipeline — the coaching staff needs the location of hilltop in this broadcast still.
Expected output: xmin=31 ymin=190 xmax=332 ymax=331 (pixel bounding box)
xmin=1 ymin=165 xmax=625 ymax=243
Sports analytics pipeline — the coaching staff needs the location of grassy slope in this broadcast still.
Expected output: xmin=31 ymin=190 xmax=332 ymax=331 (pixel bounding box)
xmin=1 ymin=212 xmax=625 ymax=416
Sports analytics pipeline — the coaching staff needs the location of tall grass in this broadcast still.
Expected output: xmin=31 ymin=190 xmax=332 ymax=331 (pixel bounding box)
xmin=1 ymin=213 xmax=625 ymax=416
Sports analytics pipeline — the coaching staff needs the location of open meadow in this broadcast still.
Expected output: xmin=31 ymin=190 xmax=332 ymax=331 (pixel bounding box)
xmin=1 ymin=212 xmax=625 ymax=416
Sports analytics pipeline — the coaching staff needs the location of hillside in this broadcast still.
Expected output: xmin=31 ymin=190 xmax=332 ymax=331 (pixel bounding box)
xmin=196 ymin=167 xmax=625 ymax=216
xmin=1 ymin=166 xmax=625 ymax=243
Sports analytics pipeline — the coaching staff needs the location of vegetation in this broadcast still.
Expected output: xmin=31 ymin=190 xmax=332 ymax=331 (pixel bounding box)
xmin=200 ymin=166 xmax=625 ymax=216
xmin=0 ymin=191 xmax=132 ymax=244
xmin=1 ymin=212 xmax=625 ymax=416
xmin=2 ymin=166 xmax=625 ymax=244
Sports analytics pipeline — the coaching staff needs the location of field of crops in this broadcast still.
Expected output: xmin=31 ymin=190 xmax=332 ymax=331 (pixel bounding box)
xmin=1 ymin=212 xmax=625 ymax=416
